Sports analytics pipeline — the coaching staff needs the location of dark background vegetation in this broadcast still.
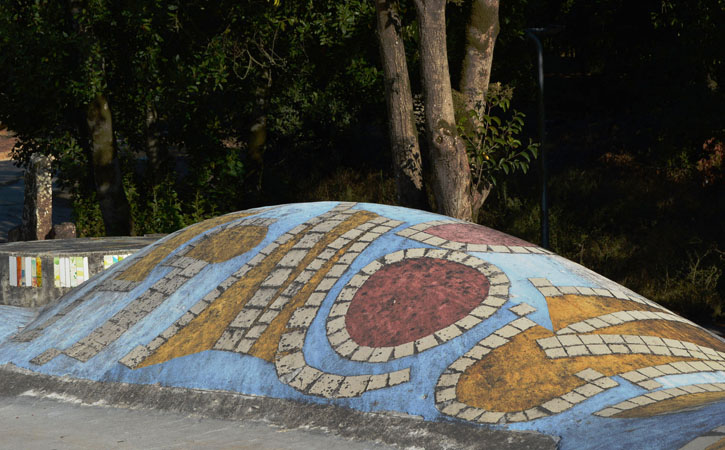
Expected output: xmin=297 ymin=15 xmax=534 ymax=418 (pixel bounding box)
xmin=0 ymin=0 xmax=723 ymax=325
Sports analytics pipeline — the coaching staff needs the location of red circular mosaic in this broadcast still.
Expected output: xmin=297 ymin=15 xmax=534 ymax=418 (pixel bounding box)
xmin=345 ymin=258 xmax=489 ymax=348
xmin=426 ymin=223 xmax=532 ymax=247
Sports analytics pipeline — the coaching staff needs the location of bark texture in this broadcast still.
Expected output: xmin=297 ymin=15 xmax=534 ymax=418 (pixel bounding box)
xmin=414 ymin=0 xmax=473 ymax=220
xmin=21 ymin=154 xmax=53 ymax=240
xmin=461 ymin=0 xmax=499 ymax=220
xmin=375 ymin=0 xmax=428 ymax=210
xmin=145 ymin=102 xmax=166 ymax=182
xmin=68 ymin=0 xmax=133 ymax=235
xmin=460 ymin=0 xmax=499 ymax=113
xmin=87 ymin=94 xmax=133 ymax=235
xmin=247 ymin=71 xmax=271 ymax=195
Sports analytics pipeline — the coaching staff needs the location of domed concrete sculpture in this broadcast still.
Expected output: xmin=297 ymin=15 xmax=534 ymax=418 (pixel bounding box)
xmin=1 ymin=202 xmax=723 ymax=449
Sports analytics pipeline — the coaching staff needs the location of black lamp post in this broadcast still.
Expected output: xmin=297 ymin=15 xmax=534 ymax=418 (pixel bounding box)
xmin=524 ymin=27 xmax=559 ymax=250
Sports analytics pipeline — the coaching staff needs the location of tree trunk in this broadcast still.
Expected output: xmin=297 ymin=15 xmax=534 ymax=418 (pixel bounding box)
xmin=244 ymin=68 xmax=272 ymax=202
xmin=87 ymin=94 xmax=133 ymax=235
xmin=145 ymin=102 xmax=166 ymax=183
xmin=413 ymin=0 xmax=473 ymax=220
xmin=460 ymin=0 xmax=499 ymax=219
xmin=460 ymin=0 xmax=499 ymax=114
xmin=68 ymin=0 xmax=133 ymax=235
xmin=375 ymin=0 xmax=428 ymax=210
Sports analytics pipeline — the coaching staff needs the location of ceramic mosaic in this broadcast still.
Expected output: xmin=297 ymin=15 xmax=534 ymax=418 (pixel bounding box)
xmin=1 ymin=202 xmax=723 ymax=449
xmin=53 ymin=256 xmax=89 ymax=288
xmin=8 ymin=256 xmax=42 ymax=287
xmin=103 ymin=254 xmax=131 ymax=270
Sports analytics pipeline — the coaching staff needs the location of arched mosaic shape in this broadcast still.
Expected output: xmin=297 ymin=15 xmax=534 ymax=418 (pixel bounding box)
xmin=397 ymin=220 xmax=549 ymax=254
xmin=326 ymin=248 xmax=509 ymax=362
xmin=2 ymin=202 xmax=723 ymax=450
xmin=436 ymin=278 xmax=725 ymax=424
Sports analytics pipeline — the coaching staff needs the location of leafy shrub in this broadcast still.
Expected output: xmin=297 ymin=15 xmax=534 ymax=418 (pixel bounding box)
xmin=457 ymin=83 xmax=539 ymax=194
xmin=697 ymin=138 xmax=724 ymax=186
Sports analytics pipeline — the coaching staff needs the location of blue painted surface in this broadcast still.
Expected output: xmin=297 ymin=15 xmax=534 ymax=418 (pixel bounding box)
xmin=0 ymin=305 xmax=37 ymax=342
xmin=0 ymin=202 xmax=723 ymax=449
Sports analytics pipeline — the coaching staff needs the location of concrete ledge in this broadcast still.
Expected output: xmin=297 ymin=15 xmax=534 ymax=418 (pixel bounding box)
xmin=0 ymin=236 xmax=161 ymax=307
xmin=0 ymin=364 xmax=558 ymax=450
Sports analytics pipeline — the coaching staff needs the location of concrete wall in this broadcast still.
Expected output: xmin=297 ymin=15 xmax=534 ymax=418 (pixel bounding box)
xmin=0 ymin=236 xmax=160 ymax=307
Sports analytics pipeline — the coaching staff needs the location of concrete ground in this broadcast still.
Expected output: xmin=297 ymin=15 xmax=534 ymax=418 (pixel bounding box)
xmin=0 ymin=394 xmax=397 ymax=450
xmin=0 ymin=365 xmax=558 ymax=450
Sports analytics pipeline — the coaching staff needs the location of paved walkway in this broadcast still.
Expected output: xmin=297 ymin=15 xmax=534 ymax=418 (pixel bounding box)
xmin=0 ymin=394 xmax=395 ymax=450
xmin=0 ymin=159 xmax=24 ymax=243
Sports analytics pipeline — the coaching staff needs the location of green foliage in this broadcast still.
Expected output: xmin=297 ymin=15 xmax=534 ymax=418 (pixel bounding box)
xmin=70 ymin=191 xmax=106 ymax=238
xmin=479 ymin=143 xmax=725 ymax=324
xmin=0 ymin=2 xmax=84 ymax=162
xmin=309 ymin=167 xmax=397 ymax=205
xmin=52 ymin=133 xmax=106 ymax=237
xmin=125 ymin=175 xmax=183 ymax=235
xmin=1 ymin=0 xmax=386 ymax=235
xmin=457 ymin=83 xmax=538 ymax=193
xmin=696 ymin=138 xmax=724 ymax=186
xmin=650 ymin=250 xmax=723 ymax=320
xmin=1 ymin=0 xmax=722 ymax=329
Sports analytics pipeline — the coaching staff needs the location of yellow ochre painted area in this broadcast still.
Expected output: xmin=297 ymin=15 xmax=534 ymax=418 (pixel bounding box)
xmin=612 ymin=391 xmax=725 ymax=418
xmin=545 ymin=294 xmax=661 ymax=331
xmin=138 ymin=231 xmax=301 ymax=368
xmin=457 ymin=326 xmax=696 ymax=412
xmin=706 ymin=436 xmax=725 ymax=450
xmin=186 ymin=225 xmax=268 ymax=263
xmin=117 ymin=211 xmax=257 ymax=282
xmin=546 ymin=293 xmax=725 ymax=350
xmin=138 ymin=210 xmax=377 ymax=368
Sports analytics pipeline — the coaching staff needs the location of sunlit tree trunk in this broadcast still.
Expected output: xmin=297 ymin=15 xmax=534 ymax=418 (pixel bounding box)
xmin=460 ymin=0 xmax=499 ymax=114
xmin=375 ymin=0 xmax=428 ymax=210
xmin=460 ymin=0 xmax=499 ymax=218
xmin=413 ymin=0 xmax=473 ymax=220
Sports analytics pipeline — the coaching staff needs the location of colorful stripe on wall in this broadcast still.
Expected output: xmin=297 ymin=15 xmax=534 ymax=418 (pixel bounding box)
xmin=53 ymin=256 xmax=89 ymax=288
xmin=8 ymin=256 xmax=42 ymax=287
xmin=103 ymin=254 xmax=131 ymax=270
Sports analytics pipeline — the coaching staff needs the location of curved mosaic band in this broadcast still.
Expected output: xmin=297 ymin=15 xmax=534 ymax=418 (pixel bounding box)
xmin=32 ymin=216 xmax=277 ymax=366
xmin=556 ymin=310 xmax=692 ymax=336
xmin=537 ymin=333 xmax=725 ymax=362
xmin=595 ymin=382 xmax=725 ymax=418
xmin=435 ymin=279 xmax=725 ymax=424
xmin=431 ymin=304 xmax=613 ymax=424
xmin=435 ymin=320 xmax=621 ymax=423
xmin=325 ymin=248 xmax=510 ymax=363
xmin=216 ymin=208 xmax=401 ymax=355
xmin=120 ymin=202 xmax=365 ymax=368
xmin=274 ymin=212 xmax=413 ymax=398
xmin=15 ymin=210 xmax=269 ymax=345
xmin=529 ymin=277 xmax=666 ymax=311
xmin=617 ymin=359 xmax=725 ymax=391
xmin=396 ymin=220 xmax=551 ymax=254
